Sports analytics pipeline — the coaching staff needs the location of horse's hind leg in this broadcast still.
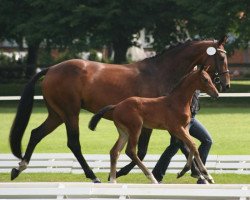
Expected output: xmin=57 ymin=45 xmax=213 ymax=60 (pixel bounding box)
xmin=116 ymin=128 xmax=152 ymax=178
xmin=11 ymin=111 xmax=62 ymax=180
xmin=125 ymin=130 xmax=158 ymax=184
xmin=109 ymin=128 xmax=128 ymax=183
xmin=65 ymin=116 xmax=100 ymax=183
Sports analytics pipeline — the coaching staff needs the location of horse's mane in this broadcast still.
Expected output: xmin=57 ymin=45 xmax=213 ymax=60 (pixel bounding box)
xmin=143 ymin=38 xmax=215 ymax=62
xmin=143 ymin=40 xmax=192 ymax=62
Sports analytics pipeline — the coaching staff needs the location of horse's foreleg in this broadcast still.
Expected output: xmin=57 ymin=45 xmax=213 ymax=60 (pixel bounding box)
xmin=178 ymin=130 xmax=213 ymax=183
xmin=11 ymin=114 xmax=62 ymax=180
xmin=175 ymin=129 xmax=198 ymax=179
xmin=193 ymin=152 xmax=214 ymax=183
xmin=65 ymin=116 xmax=100 ymax=183
xmin=116 ymin=128 xmax=152 ymax=178
xmin=179 ymin=143 xmax=208 ymax=183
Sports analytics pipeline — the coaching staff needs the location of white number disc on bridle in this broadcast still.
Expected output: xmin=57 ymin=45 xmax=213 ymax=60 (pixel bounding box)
xmin=206 ymin=47 xmax=216 ymax=55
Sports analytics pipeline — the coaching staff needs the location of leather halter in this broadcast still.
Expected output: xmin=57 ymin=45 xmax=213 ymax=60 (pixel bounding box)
xmin=213 ymin=48 xmax=229 ymax=84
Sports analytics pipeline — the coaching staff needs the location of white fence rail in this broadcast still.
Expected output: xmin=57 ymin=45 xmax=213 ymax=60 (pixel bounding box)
xmin=0 ymin=182 xmax=249 ymax=200
xmin=1 ymin=154 xmax=250 ymax=174
xmin=0 ymin=93 xmax=250 ymax=101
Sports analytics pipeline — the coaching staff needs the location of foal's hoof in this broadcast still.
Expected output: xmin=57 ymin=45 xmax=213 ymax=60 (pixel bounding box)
xmin=207 ymin=178 xmax=215 ymax=184
xmin=204 ymin=174 xmax=215 ymax=184
xmin=11 ymin=168 xmax=20 ymax=180
xmin=92 ymin=178 xmax=101 ymax=183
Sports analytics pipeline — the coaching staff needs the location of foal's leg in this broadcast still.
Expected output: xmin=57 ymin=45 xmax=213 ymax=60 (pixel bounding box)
xmin=173 ymin=128 xmax=198 ymax=178
xmin=179 ymin=143 xmax=208 ymax=183
xmin=65 ymin=115 xmax=100 ymax=183
xmin=177 ymin=131 xmax=213 ymax=183
xmin=177 ymin=147 xmax=208 ymax=184
xmin=116 ymin=128 xmax=152 ymax=178
xmin=109 ymin=128 xmax=128 ymax=183
xmin=192 ymin=151 xmax=214 ymax=183
xmin=11 ymin=111 xmax=62 ymax=180
xmin=125 ymin=130 xmax=158 ymax=184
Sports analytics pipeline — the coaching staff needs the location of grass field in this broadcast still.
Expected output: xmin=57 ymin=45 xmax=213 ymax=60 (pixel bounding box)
xmin=1 ymin=105 xmax=250 ymax=183
xmin=1 ymin=173 xmax=250 ymax=184
xmin=0 ymin=79 xmax=250 ymax=183
xmin=1 ymin=106 xmax=250 ymax=154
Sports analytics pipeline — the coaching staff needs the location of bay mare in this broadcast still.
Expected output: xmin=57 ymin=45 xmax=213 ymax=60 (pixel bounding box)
xmin=88 ymin=67 xmax=219 ymax=183
xmin=9 ymin=36 xmax=230 ymax=182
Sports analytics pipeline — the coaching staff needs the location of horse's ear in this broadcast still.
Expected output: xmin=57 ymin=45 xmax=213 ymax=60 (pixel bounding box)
xmin=217 ymin=35 xmax=228 ymax=46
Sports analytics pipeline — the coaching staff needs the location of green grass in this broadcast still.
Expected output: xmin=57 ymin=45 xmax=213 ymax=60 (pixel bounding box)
xmin=1 ymin=173 xmax=250 ymax=184
xmin=1 ymin=107 xmax=250 ymax=155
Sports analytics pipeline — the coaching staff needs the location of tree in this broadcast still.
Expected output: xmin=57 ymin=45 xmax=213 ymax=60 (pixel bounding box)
xmin=75 ymin=0 xmax=156 ymax=63
xmin=0 ymin=0 xmax=90 ymax=77
xmin=1 ymin=0 xmax=249 ymax=75
xmin=0 ymin=1 xmax=44 ymax=77
xmin=175 ymin=0 xmax=250 ymax=51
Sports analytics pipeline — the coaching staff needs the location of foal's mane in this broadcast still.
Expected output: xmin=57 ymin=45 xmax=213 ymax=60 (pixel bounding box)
xmin=168 ymin=69 xmax=197 ymax=95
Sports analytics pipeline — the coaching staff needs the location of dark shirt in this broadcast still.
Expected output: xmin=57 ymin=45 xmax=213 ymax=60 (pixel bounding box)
xmin=190 ymin=90 xmax=200 ymax=118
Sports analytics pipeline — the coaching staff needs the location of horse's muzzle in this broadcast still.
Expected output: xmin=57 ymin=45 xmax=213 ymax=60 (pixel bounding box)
xmin=211 ymin=92 xmax=219 ymax=99
xmin=221 ymin=83 xmax=230 ymax=92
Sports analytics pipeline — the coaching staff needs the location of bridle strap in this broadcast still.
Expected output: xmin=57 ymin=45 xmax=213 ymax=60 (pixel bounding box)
xmin=186 ymin=46 xmax=229 ymax=81
xmin=216 ymin=70 xmax=229 ymax=76
xmin=217 ymin=48 xmax=227 ymax=54
xmin=213 ymin=48 xmax=229 ymax=83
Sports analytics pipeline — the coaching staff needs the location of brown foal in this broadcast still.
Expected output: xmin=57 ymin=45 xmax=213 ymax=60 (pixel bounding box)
xmin=89 ymin=66 xmax=218 ymax=183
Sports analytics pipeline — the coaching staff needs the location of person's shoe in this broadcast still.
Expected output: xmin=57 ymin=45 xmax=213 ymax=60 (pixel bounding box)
xmin=197 ymin=178 xmax=209 ymax=184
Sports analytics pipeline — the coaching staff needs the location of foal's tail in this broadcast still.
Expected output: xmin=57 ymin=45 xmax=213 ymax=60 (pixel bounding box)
xmin=9 ymin=68 xmax=49 ymax=159
xmin=88 ymin=105 xmax=115 ymax=131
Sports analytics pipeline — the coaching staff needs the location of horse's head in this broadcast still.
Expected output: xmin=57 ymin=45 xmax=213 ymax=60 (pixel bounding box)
xmin=199 ymin=36 xmax=230 ymax=92
xmin=197 ymin=66 xmax=219 ymax=99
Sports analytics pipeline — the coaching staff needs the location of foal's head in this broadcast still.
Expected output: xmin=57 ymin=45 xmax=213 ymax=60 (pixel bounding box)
xmin=196 ymin=66 xmax=219 ymax=99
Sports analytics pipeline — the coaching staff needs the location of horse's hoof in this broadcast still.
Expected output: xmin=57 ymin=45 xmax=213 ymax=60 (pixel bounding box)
xmin=207 ymin=178 xmax=215 ymax=184
xmin=204 ymin=174 xmax=215 ymax=184
xmin=92 ymin=178 xmax=101 ymax=183
xmin=197 ymin=178 xmax=209 ymax=184
xmin=177 ymin=172 xmax=184 ymax=179
xmin=11 ymin=168 xmax=20 ymax=180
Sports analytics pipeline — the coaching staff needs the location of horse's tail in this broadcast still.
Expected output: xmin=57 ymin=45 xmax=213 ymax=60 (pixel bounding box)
xmin=88 ymin=105 xmax=115 ymax=131
xmin=9 ymin=68 xmax=49 ymax=159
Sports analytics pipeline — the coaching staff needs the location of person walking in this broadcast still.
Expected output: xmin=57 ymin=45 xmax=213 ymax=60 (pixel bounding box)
xmin=152 ymin=90 xmax=213 ymax=184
